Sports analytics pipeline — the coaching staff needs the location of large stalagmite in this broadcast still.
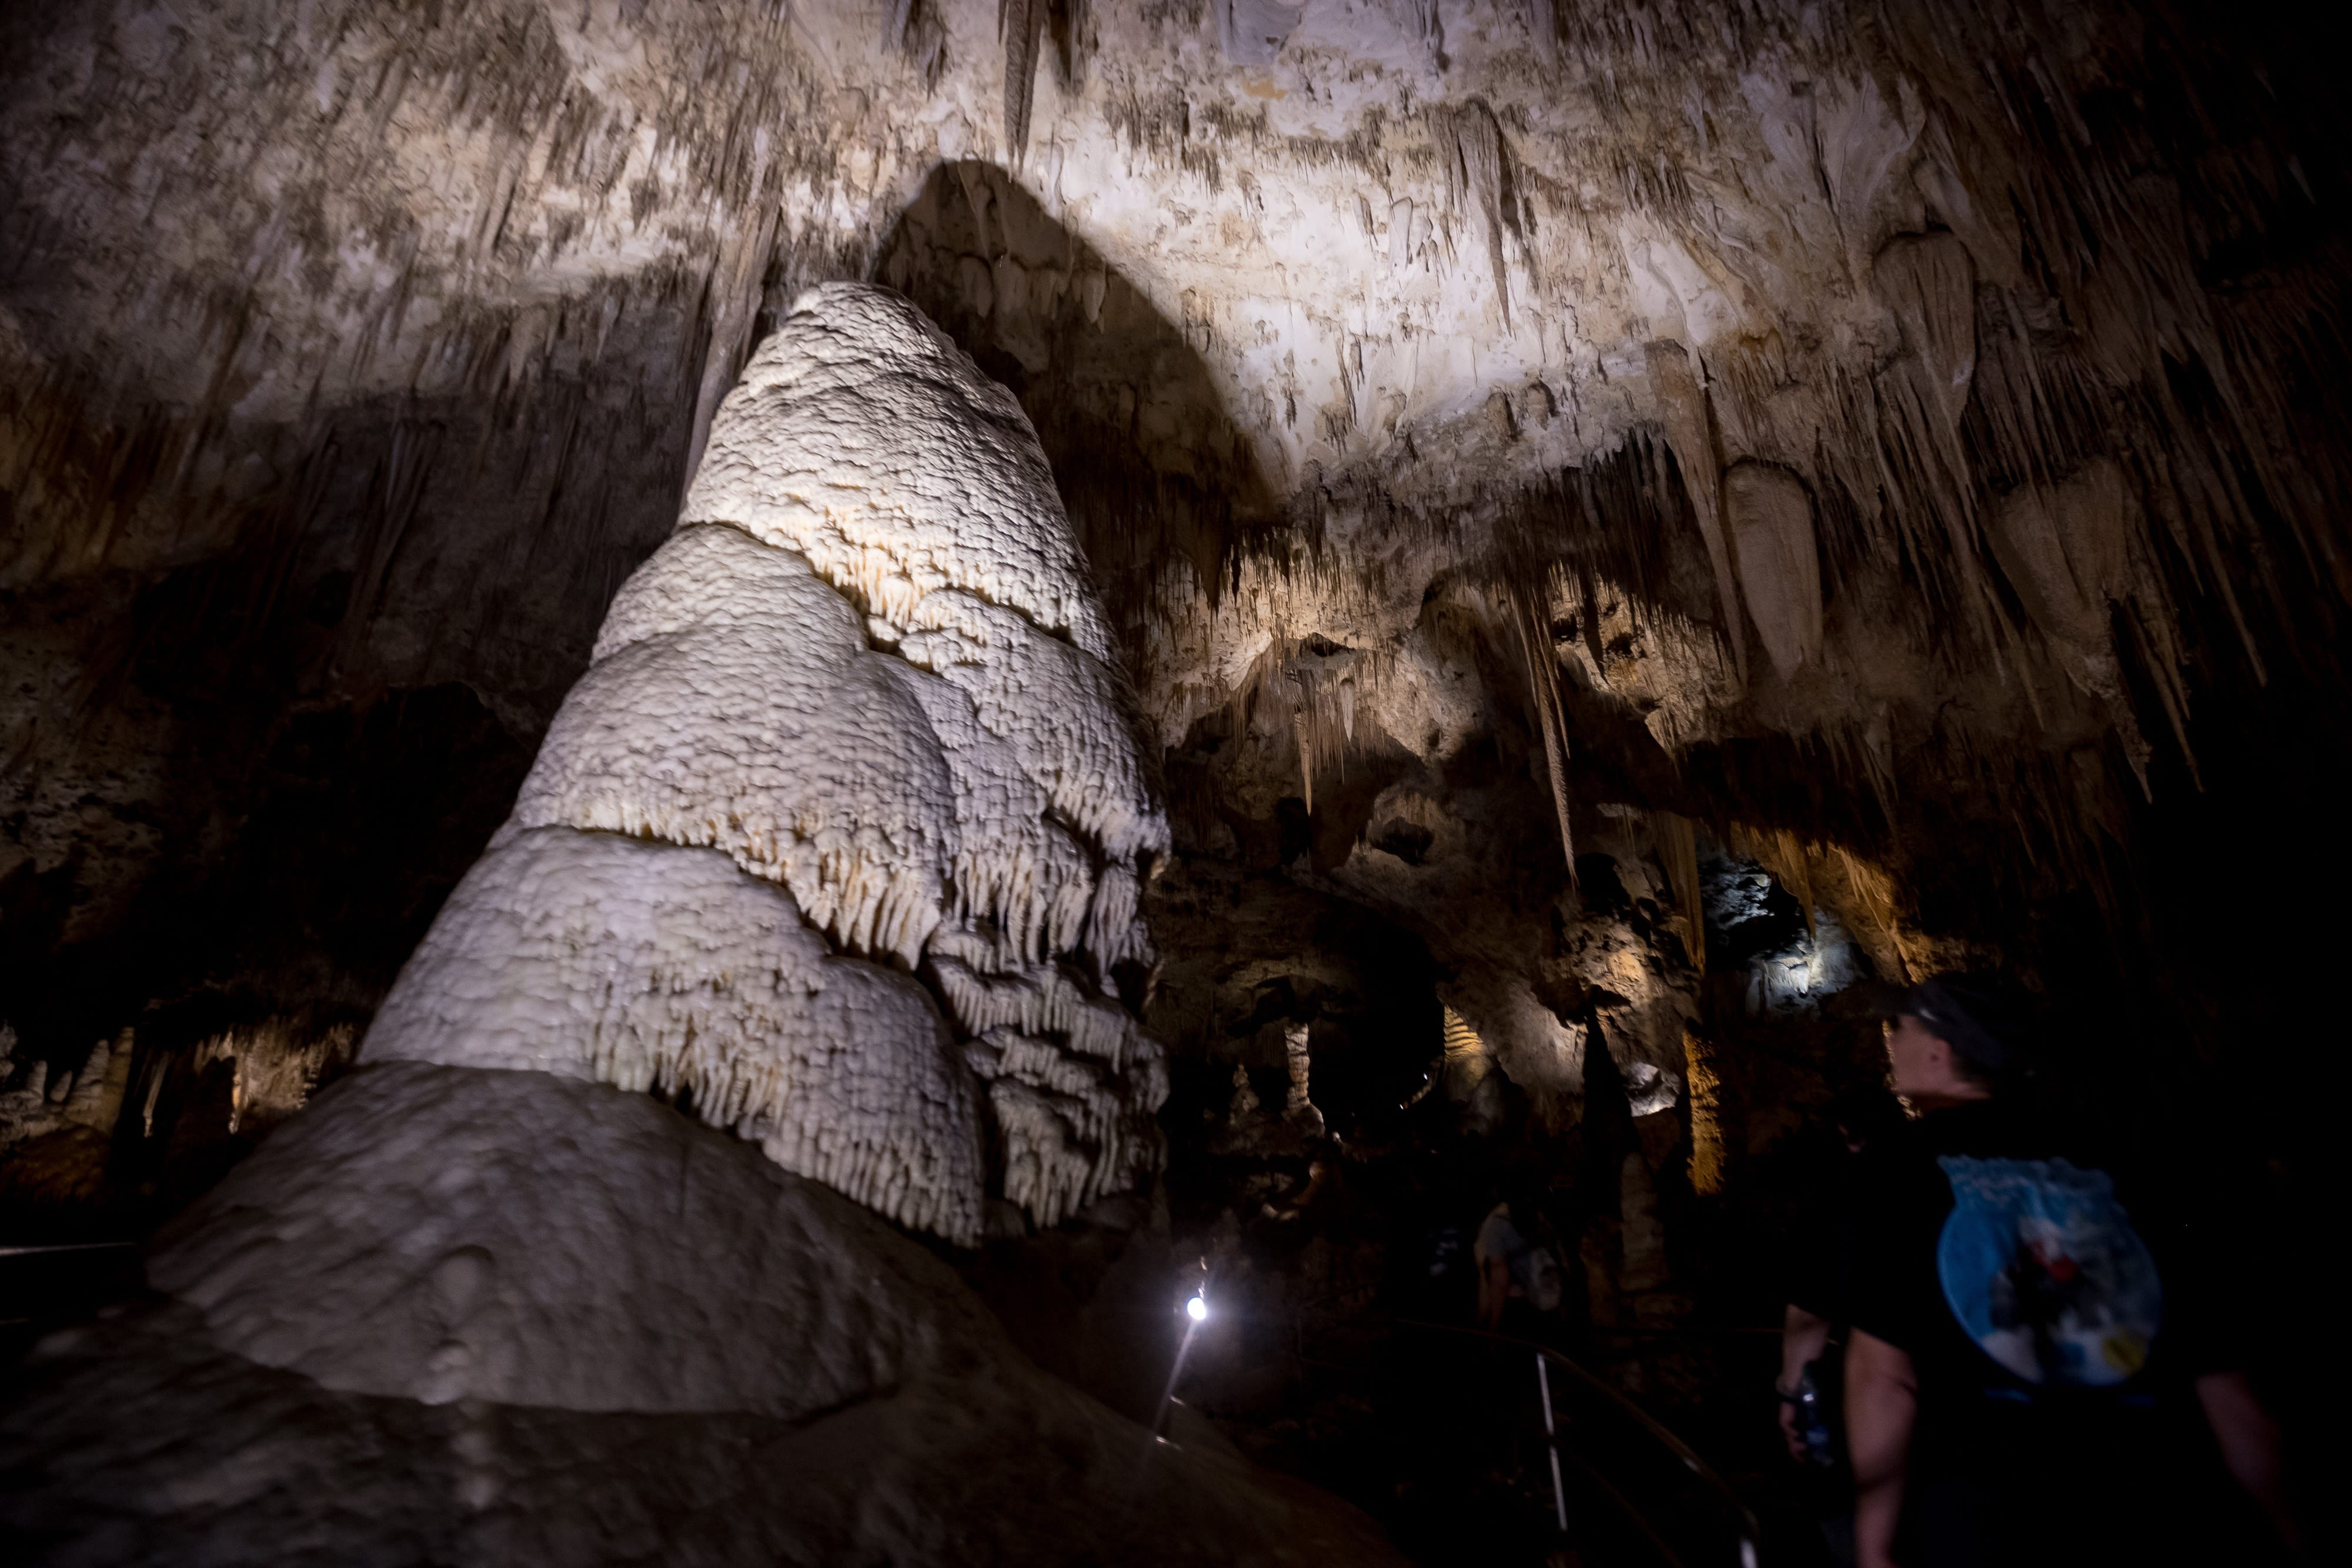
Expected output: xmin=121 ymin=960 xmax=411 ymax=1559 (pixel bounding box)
xmin=365 ymin=283 xmax=1169 ymax=1242
xmin=0 ymin=287 xmax=1395 ymax=1565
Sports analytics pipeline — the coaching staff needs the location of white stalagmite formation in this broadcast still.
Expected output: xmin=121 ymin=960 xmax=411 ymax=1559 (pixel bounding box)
xmin=516 ymin=526 xmax=961 ymax=965
xmin=368 ymin=284 xmax=1170 ymax=1242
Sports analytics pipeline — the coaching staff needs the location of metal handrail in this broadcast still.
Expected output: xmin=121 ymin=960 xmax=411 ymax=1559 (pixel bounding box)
xmin=1557 ymin=1446 xmax=1686 ymax=1568
xmin=0 ymin=1242 xmax=138 ymax=1257
xmin=1304 ymin=1313 xmax=1763 ymax=1564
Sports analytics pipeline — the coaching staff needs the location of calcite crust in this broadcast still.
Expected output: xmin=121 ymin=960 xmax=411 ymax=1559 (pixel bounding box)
xmin=368 ymin=285 xmax=1169 ymax=1242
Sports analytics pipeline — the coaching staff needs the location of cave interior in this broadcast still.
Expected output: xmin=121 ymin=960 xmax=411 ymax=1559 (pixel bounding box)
xmin=0 ymin=1 xmax=2344 ymax=1563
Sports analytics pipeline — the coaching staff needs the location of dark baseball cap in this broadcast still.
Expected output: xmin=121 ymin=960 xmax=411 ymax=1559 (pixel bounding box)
xmin=1900 ymin=977 xmax=2018 ymax=1072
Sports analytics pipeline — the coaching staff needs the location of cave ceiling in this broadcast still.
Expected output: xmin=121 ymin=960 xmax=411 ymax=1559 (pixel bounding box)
xmin=2 ymin=0 xmax=2347 ymax=1081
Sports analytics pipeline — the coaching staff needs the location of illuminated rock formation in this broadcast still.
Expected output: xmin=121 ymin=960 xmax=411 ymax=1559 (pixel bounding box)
xmin=366 ymin=284 xmax=1168 ymax=1241
xmin=0 ymin=5 xmax=2343 ymax=1553
xmin=4 ymin=2 xmax=2344 ymax=1124
xmin=0 ymin=1062 xmax=1401 ymax=1563
xmin=0 ymin=290 xmax=1391 ymax=1564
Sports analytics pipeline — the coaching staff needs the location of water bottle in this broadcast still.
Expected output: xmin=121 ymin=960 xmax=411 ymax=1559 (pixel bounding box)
xmin=1793 ymin=1370 xmax=1835 ymax=1467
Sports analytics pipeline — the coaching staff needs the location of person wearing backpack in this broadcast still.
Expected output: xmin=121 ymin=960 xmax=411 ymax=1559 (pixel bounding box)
xmin=1844 ymin=977 xmax=2301 ymax=1567
xmin=1777 ymin=1079 xmax=1910 ymax=1567
xmin=1475 ymin=1182 xmax=1565 ymax=1338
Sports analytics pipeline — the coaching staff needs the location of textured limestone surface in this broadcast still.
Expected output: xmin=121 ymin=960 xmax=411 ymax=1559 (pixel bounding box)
xmin=517 ymin=527 xmax=963 ymax=965
xmin=0 ymin=1063 xmax=1401 ymax=1566
xmin=368 ymin=284 xmax=1169 ymax=1241
xmin=684 ymin=285 xmax=1118 ymax=663
xmin=0 ymin=1029 xmax=116 ymax=1147
xmin=7 ymin=0 xmax=2335 ymax=818
xmin=148 ymin=1063 xmax=985 ymax=1414
xmin=361 ymin=827 xmax=984 ymax=1241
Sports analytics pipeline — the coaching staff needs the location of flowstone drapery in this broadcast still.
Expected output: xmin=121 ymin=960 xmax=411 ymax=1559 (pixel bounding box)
xmin=366 ymin=284 xmax=1170 ymax=1242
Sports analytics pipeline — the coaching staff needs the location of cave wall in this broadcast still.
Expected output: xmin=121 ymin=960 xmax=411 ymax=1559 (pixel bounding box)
xmin=4 ymin=0 xmax=2348 ymax=1185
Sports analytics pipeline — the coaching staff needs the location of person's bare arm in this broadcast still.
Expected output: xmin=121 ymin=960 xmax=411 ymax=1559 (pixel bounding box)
xmin=1846 ymin=1328 xmax=1917 ymax=1568
xmin=1778 ymin=1304 xmax=1831 ymax=1459
xmin=2197 ymin=1371 xmax=2303 ymax=1559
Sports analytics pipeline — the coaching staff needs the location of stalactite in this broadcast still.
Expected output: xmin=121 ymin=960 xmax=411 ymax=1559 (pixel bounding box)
xmin=1683 ymin=1029 xmax=1724 ymax=1196
xmin=0 ymin=1029 xmax=128 ymax=1153
xmin=1511 ymin=591 xmax=1579 ymax=884
xmin=1733 ymin=823 xmax=1818 ymax=941
xmin=1722 ymin=460 xmax=1822 ymax=678
xmin=1656 ymin=812 xmax=1703 ymax=975
xmin=1646 ymin=340 xmax=1745 ymax=686
xmin=1436 ymin=99 xmax=1518 ymax=329
xmin=1526 ymin=0 xmax=1560 ymax=66
xmin=193 ymin=1019 xmax=358 ymax=1135
xmin=1294 ymin=704 xmax=1315 ymax=815
xmin=1000 ymin=0 xmax=1045 ymax=166
xmin=1282 ymin=1020 xmax=1323 ymax=1133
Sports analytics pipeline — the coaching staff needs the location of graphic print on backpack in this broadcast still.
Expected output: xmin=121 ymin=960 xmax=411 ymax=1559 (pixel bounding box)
xmin=1935 ymin=1156 xmax=2164 ymax=1389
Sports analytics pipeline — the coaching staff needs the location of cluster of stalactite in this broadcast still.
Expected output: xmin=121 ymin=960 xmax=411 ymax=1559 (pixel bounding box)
xmin=4 ymin=0 xmax=2347 ymax=1096
xmin=1111 ymin=0 xmax=2350 ymax=949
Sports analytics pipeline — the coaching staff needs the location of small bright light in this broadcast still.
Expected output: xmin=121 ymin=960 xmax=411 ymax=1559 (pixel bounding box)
xmin=1186 ymin=1293 xmax=1208 ymax=1322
